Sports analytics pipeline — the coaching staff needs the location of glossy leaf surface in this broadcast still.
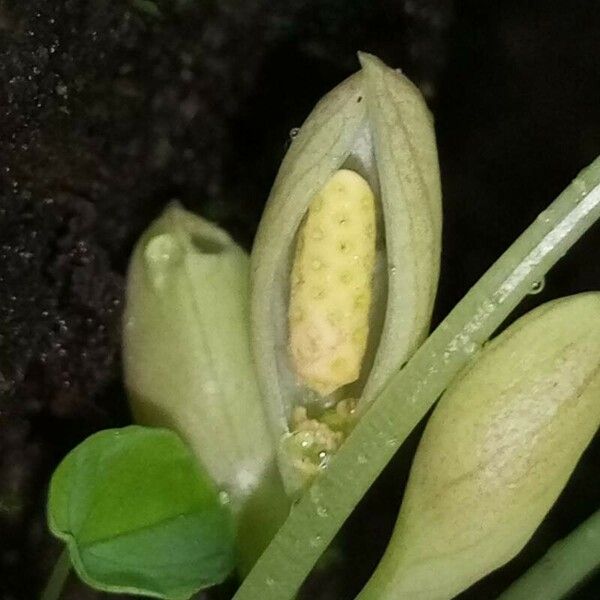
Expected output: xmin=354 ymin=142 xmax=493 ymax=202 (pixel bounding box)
xmin=48 ymin=426 xmax=235 ymax=600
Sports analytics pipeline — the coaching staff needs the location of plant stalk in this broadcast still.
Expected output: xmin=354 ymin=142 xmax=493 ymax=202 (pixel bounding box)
xmin=497 ymin=508 xmax=600 ymax=600
xmin=40 ymin=547 xmax=70 ymax=600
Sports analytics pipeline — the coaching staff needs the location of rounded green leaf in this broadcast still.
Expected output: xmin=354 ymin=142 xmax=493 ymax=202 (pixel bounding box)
xmin=48 ymin=426 xmax=235 ymax=600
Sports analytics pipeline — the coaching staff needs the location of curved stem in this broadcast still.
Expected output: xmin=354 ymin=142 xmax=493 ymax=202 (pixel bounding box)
xmin=40 ymin=547 xmax=71 ymax=600
xmin=497 ymin=508 xmax=600 ymax=600
xmin=234 ymin=157 xmax=600 ymax=600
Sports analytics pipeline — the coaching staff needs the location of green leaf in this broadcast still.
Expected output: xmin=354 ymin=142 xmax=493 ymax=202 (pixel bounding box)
xmin=48 ymin=426 xmax=235 ymax=600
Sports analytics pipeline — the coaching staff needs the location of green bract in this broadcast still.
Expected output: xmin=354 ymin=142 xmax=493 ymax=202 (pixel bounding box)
xmin=47 ymin=426 xmax=235 ymax=600
xmin=250 ymin=52 xmax=441 ymax=492
xmin=359 ymin=293 xmax=600 ymax=600
xmin=122 ymin=203 xmax=288 ymax=570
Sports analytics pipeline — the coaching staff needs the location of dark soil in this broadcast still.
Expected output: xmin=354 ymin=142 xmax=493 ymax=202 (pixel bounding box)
xmin=0 ymin=1 xmax=599 ymax=599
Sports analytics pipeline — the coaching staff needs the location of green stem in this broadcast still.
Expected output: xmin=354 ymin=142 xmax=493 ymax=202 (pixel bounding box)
xmin=40 ymin=547 xmax=71 ymax=600
xmin=233 ymin=157 xmax=600 ymax=600
xmin=236 ymin=463 xmax=291 ymax=575
xmin=497 ymin=508 xmax=600 ymax=600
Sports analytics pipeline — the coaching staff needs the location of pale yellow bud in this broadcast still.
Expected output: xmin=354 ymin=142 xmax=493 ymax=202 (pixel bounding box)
xmin=359 ymin=293 xmax=600 ymax=600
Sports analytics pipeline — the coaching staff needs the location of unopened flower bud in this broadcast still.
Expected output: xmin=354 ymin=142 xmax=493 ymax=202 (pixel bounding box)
xmin=123 ymin=203 xmax=288 ymax=571
xmin=359 ymin=293 xmax=600 ymax=600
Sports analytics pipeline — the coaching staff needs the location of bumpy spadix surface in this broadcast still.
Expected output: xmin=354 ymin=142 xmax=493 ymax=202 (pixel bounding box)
xmin=288 ymin=169 xmax=376 ymax=396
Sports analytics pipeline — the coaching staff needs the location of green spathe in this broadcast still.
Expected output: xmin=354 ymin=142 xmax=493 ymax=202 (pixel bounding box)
xmin=48 ymin=426 xmax=235 ymax=600
xmin=250 ymin=52 xmax=441 ymax=491
xmin=122 ymin=203 xmax=288 ymax=571
xmin=359 ymin=293 xmax=600 ymax=600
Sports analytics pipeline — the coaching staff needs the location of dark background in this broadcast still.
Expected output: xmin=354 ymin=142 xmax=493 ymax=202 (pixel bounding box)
xmin=1 ymin=0 xmax=599 ymax=598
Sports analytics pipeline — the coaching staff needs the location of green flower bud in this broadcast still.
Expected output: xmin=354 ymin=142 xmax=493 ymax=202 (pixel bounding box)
xmin=359 ymin=293 xmax=600 ymax=600
xmin=251 ymin=52 xmax=442 ymax=492
xmin=122 ymin=203 xmax=288 ymax=572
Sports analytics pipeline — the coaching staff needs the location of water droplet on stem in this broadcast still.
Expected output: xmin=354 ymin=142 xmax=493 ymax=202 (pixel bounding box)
xmin=529 ymin=278 xmax=546 ymax=295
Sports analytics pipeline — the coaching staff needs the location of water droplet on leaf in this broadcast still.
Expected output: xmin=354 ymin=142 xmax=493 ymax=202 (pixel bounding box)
xmin=529 ymin=279 xmax=545 ymax=295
